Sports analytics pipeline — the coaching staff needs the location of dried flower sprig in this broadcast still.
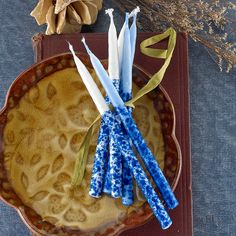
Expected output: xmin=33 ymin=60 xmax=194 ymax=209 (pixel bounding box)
xmin=113 ymin=0 xmax=236 ymax=72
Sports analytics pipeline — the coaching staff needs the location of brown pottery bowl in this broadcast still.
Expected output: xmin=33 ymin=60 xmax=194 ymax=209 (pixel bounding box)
xmin=0 ymin=53 xmax=182 ymax=236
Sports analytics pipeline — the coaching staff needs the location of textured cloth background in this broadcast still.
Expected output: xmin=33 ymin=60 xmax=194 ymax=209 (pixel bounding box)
xmin=0 ymin=1 xmax=236 ymax=235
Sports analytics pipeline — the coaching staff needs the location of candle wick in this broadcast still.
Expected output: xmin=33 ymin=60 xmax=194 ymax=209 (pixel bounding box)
xmin=81 ymin=37 xmax=86 ymax=44
xmin=128 ymin=6 xmax=140 ymax=18
xmin=105 ymin=8 xmax=114 ymax=18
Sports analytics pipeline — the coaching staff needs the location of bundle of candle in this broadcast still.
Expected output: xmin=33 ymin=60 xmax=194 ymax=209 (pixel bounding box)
xmin=68 ymin=8 xmax=178 ymax=230
xmin=91 ymin=8 xmax=137 ymax=205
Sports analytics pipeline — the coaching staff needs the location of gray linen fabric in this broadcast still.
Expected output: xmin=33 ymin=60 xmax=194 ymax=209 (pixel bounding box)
xmin=0 ymin=1 xmax=235 ymax=235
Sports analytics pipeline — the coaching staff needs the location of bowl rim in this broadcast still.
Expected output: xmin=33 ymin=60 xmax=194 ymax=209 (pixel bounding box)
xmin=0 ymin=52 xmax=182 ymax=236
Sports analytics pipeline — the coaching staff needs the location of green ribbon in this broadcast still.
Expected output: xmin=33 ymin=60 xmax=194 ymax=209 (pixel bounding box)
xmin=71 ymin=27 xmax=177 ymax=187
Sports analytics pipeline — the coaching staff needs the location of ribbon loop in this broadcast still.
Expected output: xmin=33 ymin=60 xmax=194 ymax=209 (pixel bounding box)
xmin=129 ymin=27 xmax=176 ymax=105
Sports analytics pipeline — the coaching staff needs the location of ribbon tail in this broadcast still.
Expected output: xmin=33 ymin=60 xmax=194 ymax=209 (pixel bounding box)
xmin=71 ymin=115 xmax=101 ymax=187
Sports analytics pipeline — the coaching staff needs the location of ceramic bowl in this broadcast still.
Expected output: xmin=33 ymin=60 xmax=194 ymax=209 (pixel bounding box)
xmin=0 ymin=53 xmax=182 ymax=236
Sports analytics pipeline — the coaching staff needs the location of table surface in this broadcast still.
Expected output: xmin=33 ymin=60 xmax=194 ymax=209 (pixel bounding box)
xmin=0 ymin=1 xmax=236 ymax=236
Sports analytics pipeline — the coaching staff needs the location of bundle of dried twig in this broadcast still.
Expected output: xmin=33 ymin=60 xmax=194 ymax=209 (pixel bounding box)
xmin=113 ymin=0 xmax=236 ymax=72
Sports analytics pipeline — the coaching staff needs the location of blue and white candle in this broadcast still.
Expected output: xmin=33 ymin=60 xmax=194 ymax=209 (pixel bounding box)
xmin=129 ymin=6 xmax=140 ymax=64
xmin=81 ymin=39 xmax=179 ymax=210
xmin=68 ymin=43 xmax=110 ymax=198
xmin=120 ymin=13 xmax=132 ymax=95
xmin=82 ymin=38 xmax=124 ymax=107
xmin=103 ymin=9 xmax=123 ymax=198
xmin=119 ymin=7 xmax=140 ymax=97
xmin=106 ymin=8 xmax=119 ymax=80
xmin=118 ymin=8 xmax=140 ymax=206
xmin=68 ymin=43 xmax=109 ymax=114
xmin=89 ymin=119 xmax=110 ymax=197
xmin=118 ymin=15 xmax=126 ymax=75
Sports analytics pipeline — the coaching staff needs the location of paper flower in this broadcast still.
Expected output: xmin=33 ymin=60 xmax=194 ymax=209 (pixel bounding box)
xmin=31 ymin=0 xmax=103 ymax=35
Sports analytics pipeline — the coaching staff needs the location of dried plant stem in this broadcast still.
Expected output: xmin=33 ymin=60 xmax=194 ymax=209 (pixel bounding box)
xmin=113 ymin=0 xmax=236 ymax=71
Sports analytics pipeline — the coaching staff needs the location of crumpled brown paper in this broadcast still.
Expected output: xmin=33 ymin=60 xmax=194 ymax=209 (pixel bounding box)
xmin=31 ymin=0 xmax=103 ymax=35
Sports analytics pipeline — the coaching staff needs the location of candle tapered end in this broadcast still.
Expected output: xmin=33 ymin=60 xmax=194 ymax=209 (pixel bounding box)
xmin=67 ymin=41 xmax=73 ymax=51
xmin=105 ymin=8 xmax=114 ymax=18
xmin=67 ymin=41 xmax=76 ymax=56
xmin=128 ymin=6 xmax=140 ymax=18
xmin=125 ymin=12 xmax=129 ymax=26
xmin=81 ymin=37 xmax=86 ymax=44
xmin=81 ymin=37 xmax=92 ymax=55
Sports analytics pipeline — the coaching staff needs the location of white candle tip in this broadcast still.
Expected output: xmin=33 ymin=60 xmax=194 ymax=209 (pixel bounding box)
xmin=105 ymin=8 xmax=114 ymax=17
xmin=67 ymin=41 xmax=76 ymax=56
xmin=67 ymin=41 xmax=72 ymax=50
xmin=81 ymin=37 xmax=86 ymax=44
xmin=128 ymin=6 xmax=140 ymax=18
xmin=125 ymin=13 xmax=129 ymax=26
xmin=81 ymin=37 xmax=91 ymax=55
xmin=67 ymin=39 xmax=109 ymax=115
